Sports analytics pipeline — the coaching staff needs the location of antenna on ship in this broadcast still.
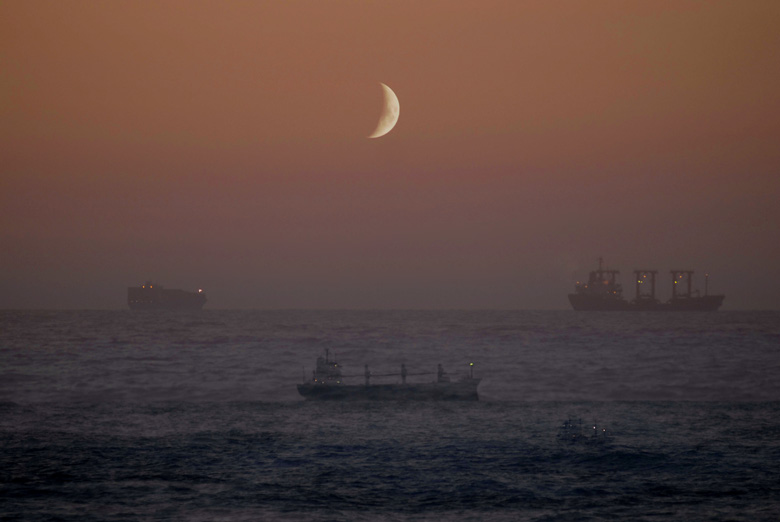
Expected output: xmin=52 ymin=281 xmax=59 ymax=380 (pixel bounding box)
xmin=705 ymin=273 xmax=709 ymax=296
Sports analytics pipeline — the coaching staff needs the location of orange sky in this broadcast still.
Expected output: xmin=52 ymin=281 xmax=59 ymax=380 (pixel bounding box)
xmin=2 ymin=1 xmax=779 ymax=309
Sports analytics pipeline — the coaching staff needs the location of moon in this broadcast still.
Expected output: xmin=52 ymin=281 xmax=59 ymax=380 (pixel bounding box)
xmin=368 ymin=83 xmax=400 ymax=139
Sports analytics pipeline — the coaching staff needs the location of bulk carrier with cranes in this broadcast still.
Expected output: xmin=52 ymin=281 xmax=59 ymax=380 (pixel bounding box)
xmin=568 ymin=258 xmax=725 ymax=311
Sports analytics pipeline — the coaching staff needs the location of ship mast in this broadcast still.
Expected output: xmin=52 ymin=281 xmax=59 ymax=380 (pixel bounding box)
xmin=633 ymin=270 xmax=657 ymax=301
xmin=670 ymin=270 xmax=694 ymax=299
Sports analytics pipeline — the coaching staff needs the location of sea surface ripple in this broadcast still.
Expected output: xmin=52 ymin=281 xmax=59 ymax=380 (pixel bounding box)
xmin=1 ymin=310 xmax=779 ymax=520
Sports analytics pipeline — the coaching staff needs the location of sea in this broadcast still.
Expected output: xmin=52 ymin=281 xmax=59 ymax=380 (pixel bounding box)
xmin=1 ymin=309 xmax=779 ymax=521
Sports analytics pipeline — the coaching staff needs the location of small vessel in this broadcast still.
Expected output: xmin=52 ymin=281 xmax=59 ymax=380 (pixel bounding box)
xmin=568 ymin=258 xmax=725 ymax=311
xmin=127 ymin=282 xmax=207 ymax=310
xmin=557 ymin=417 xmax=610 ymax=444
xmin=297 ymin=350 xmax=481 ymax=401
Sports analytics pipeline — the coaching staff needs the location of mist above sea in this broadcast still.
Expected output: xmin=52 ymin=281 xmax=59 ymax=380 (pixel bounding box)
xmin=2 ymin=310 xmax=780 ymax=520
xmin=1 ymin=309 xmax=778 ymax=403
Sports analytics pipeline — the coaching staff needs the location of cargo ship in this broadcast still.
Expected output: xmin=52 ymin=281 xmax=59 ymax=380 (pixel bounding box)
xmin=297 ymin=350 xmax=481 ymax=401
xmin=568 ymin=258 xmax=725 ymax=311
xmin=127 ymin=282 xmax=207 ymax=310
xmin=557 ymin=418 xmax=610 ymax=445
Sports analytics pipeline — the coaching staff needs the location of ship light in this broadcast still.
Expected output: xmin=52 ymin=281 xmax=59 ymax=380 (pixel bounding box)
xmin=198 ymin=289 xmax=203 ymax=293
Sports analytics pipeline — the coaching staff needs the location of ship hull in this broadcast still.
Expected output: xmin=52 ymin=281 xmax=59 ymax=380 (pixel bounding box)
xmin=127 ymin=286 xmax=206 ymax=311
xmin=568 ymin=294 xmax=632 ymax=311
xmin=663 ymin=295 xmax=725 ymax=311
xmin=297 ymin=379 xmax=481 ymax=401
xmin=569 ymin=294 xmax=725 ymax=311
xmin=127 ymin=301 xmax=206 ymax=311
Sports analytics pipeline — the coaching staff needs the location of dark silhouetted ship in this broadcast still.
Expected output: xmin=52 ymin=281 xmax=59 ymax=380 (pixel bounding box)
xmin=557 ymin=417 xmax=610 ymax=445
xmin=297 ymin=350 xmax=481 ymax=401
xmin=569 ymin=258 xmax=725 ymax=311
xmin=127 ymin=282 xmax=207 ymax=310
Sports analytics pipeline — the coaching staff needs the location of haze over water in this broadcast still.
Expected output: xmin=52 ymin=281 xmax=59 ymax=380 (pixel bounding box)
xmin=2 ymin=310 xmax=780 ymax=519
xmin=3 ymin=1 xmax=780 ymax=519
xmin=2 ymin=1 xmax=779 ymax=310
xmin=2 ymin=310 xmax=778 ymax=403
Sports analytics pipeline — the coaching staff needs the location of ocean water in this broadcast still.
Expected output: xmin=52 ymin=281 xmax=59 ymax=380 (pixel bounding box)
xmin=1 ymin=310 xmax=779 ymax=520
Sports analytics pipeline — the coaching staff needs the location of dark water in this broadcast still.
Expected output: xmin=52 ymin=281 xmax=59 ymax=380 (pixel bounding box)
xmin=2 ymin=310 xmax=780 ymax=520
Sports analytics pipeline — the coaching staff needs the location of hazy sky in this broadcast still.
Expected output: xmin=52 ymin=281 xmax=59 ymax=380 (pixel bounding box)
xmin=2 ymin=1 xmax=779 ymax=309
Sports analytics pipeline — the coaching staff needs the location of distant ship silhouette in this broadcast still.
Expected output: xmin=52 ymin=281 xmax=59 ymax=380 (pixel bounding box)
xmin=569 ymin=258 xmax=725 ymax=311
xmin=127 ymin=282 xmax=207 ymax=310
xmin=298 ymin=350 xmax=481 ymax=401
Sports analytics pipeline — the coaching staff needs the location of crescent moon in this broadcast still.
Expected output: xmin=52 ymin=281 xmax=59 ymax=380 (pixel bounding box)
xmin=368 ymin=82 xmax=400 ymax=139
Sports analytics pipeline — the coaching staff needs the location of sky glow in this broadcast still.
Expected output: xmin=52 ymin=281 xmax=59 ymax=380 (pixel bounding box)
xmin=1 ymin=1 xmax=779 ymax=309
